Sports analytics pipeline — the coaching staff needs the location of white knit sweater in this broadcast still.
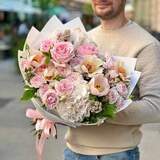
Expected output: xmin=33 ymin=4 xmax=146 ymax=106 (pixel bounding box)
xmin=65 ymin=21 xmax=160 ymax=155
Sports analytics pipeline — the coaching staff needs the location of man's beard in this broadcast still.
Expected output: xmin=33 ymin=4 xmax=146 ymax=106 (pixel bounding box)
xmin=94 ymin=1 xmax=125 ymax=20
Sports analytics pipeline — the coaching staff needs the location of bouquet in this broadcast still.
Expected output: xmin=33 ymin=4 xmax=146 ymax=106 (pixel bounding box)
xmin=18 ymin=16 xmax=141 ymax=159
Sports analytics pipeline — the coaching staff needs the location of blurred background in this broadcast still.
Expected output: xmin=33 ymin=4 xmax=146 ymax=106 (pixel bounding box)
xmin=0 ymin=0 xmax=160 ymax=160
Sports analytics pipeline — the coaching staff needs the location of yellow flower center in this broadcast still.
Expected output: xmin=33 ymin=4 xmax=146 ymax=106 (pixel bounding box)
xmin=95 ymin=83 xmax=104 ymax=92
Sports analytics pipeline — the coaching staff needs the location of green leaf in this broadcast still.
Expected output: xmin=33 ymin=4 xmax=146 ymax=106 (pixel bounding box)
xmin=89 ymin=94 xmax=98 ymax=101
xmin=129 ymin=95 xmax=135 ymax=100
xmin=25 ymin=70 xmax=34 ymax=81
xmin=43 ymin=52 xmax=51 ymax=64
xmin=54 ymin=75 xmax=64 ymax=81
xmin=21 ymin=88 xmax=37 ymax=101
xmin=24 ymin=85 xmax=32 ymax=90
xmin=102 ymin=103 xmax=117 ymax=118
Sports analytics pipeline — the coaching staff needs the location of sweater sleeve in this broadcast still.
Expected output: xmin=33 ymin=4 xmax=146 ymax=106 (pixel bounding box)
xmin=107 ymin=42 xmax=160 ymax=125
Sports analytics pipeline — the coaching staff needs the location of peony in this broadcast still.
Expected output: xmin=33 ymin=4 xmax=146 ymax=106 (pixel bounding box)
xmin=80 ymin=55 xmax=104 ymax=76
xmin=89 ymin=74 xmax=110 ymax=97
xmin=51 ymin=41 xmax=74 ymax=64
xmin=116 ymin=82 xmax=128 ymax=97
xmin=55 ymin=79 xmax=74 ymax=96
xmin=30 ymin=74 xmax=46 ymax=88
xmin=40 ymin=39 xmax=54 ymax=53
xmin=42 ymin=89 xmax=58 ymax=109
xmin=108 ymin=87 xmax=120 ymax=104
xmin=77 ymin=44 xmax=98 ymax=56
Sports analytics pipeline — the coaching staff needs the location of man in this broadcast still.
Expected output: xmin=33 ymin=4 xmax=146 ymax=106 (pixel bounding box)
xmin=64 ymin=0 xmax=160 ymax=159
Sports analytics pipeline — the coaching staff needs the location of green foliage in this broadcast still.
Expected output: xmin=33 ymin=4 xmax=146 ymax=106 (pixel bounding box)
xmin=82 ymin=102 xmax=117 ymax=124
xmin=82 ymin=3 xmax=93 ymax=15
xmin=21 ymin=85 xmax=37 ymax=101
xmin=43 ymin=52 xmax=51 ymax=64
xmin=54 ymin=75 xmax=64 ymax=81
xmin=11 ymin=36 xmax=25 ymax=73
xmin=34 ymin=0 xmax=60 ymax=10
xmin=25 ymin=69 xmax=34 ymax=82
xmin=89 ymin=94 xmax=98 ymax=101
xmin=102 ymin=103 xmax=117 ymax=118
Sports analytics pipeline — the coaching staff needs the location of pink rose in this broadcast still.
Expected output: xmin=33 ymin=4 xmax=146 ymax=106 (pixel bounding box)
xmin=116 ymin=82 xmax=128 ymax=97
xmin=69 ymin=56 xmax=83 ymax=67
xmin=51 ymin=42 xmax=74 ymax=64
xmin=56 ymin=65 xmax=72 ymax=77
xmin=108 ymin=88 xmax=120 ymax=104
xmin=67 ymin=72 xmax=82 ymax=82
xmin=77 ymin=44 xmax=98 ymax=56
xmin=38 ymin=84 xmax=49 ymax=98
xmin=42 ymin=89 xmax=58 ymax=109
xmin=30 ymin=75 xmax=46 ymax=88
xmin=40 ymin=39 xmax=54 ymax=52
xmin=89 ymin=74 xmax=110 ymax=97
xmin=55 ymin=79 xmax=74 ymax=96
xmin=21 ymin=59 xmax=31 ymax=70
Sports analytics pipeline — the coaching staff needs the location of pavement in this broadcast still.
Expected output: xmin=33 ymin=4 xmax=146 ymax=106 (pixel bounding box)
xmin=0 ymin=59 xmax=160 ymax=160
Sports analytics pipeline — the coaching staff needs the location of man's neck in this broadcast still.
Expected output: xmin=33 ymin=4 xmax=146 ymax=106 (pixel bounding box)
xmin=100 ymin=12 xmax=128 ymax=30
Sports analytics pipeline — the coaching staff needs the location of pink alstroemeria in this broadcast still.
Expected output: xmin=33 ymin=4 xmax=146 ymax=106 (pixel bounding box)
xmin=89 ymin=74 xmax=110 ymax=97
xmin=103 ymin=54 xmax=115 ymax=69
xmin=35 ymin=64 xmax=47 ymax=75
xmin=43 ymin=65 xmax=58 ymax=81
xmin=108 ymin=70 xmax=119 ymax=79
xmin=21 ymin=59 xmax=31 ymax=71
xmin=38 ymin=84 xmax=49 ymax=98
xmin=77 ymin=43 xmax=98 ymax=56
xmin=55 ymin=79 xmax=74 ymax=96
xmin=51 ymin=41 xmax=74 ymax=64
xmin=42 ymin=89 xmax=58 ymax=110
xmin=116 ymin=96 xmax=125 ymax=109
xmin=116 ymin=82 xmax=128 ymax=97
xmin=40 ymin=39 xmax=54 ymax=53
xmin=108 ymin=88 xmax=120 ymax=104
xmin=30 ymin=53 xmax=46 ymax=68
xmin=30 ymin=74 xmax=46 ymax=88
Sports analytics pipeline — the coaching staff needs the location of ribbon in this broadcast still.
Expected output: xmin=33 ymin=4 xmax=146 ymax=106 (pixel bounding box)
xmin=26 ymin=109 xmax=57 ymax=160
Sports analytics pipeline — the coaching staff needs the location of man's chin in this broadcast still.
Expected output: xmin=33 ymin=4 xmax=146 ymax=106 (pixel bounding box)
xmin=95 ymin=11 xmax=114 ymax=20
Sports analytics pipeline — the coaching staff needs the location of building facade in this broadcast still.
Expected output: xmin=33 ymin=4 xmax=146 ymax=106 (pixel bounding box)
xmin=133 ymin=0 xmax=160 ymax=32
